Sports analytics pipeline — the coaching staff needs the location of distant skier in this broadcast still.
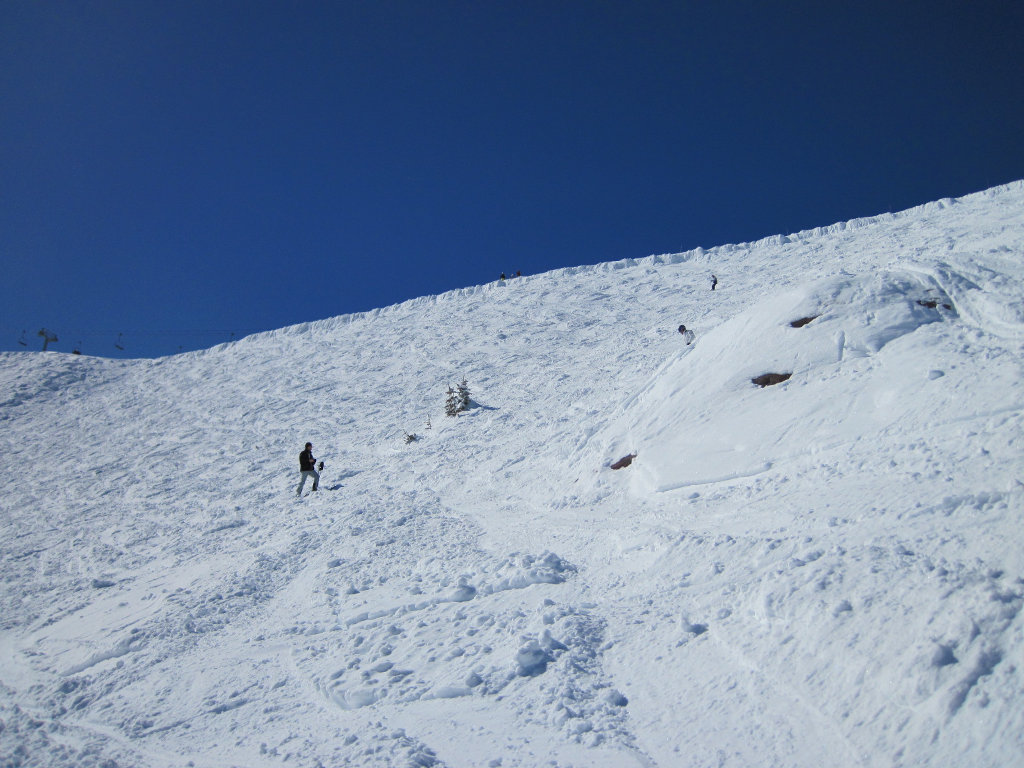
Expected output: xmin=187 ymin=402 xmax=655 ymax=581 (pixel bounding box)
xmin=710 ymin=274 xmax=718 ymax=291
xmin=297 ymin=442 xmax=321 ymax=494
xmin=678 ymin=325 xmax=695 ymax=344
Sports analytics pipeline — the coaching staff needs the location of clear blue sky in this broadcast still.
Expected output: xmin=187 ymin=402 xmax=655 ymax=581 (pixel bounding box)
xmin=3 ymin=1 xmax=1023 ymax=358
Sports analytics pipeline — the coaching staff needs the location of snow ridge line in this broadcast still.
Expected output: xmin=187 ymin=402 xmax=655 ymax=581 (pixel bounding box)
xmin=186 ymin=179 xmax=1024 ymax=359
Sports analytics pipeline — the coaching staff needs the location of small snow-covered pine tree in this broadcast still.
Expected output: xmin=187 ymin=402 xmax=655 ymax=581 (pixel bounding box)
xmin=445 ymin=379 xmax=472 ymax=417
xmin=445 ymin=386 xmax=461 ymax=417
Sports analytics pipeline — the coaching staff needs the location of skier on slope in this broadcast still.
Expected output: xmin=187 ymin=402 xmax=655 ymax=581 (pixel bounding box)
xmin=678 ymin=324 xmax=695 ymax=345
xmin=297 ymin=442 xmax=321 ymax=495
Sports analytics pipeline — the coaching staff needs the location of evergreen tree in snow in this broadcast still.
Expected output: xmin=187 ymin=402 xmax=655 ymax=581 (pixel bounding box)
xmin=445 ymin=378 xmax=472 ymax=417
xmin=457 ymin=377 xmax=471 ymax=411
xmin=445 ymin=385 xmax=462 ymax=417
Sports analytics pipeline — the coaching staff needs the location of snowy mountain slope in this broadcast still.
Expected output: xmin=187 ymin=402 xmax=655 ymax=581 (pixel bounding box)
xmin=1 ymin=181 xmax=1023 ymax=767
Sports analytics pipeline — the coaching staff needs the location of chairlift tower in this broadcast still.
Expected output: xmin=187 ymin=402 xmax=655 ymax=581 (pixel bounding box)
xmin=37 ymin=328 xmax=58 ymax=351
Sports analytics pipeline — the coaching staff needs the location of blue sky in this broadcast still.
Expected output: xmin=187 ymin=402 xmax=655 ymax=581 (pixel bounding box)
xmin=3 ymin=1 xmax=1023 ymax=358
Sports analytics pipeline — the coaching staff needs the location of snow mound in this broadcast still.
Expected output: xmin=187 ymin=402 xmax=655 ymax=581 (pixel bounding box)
xmin=599 ymin=269 xmax=963 ymax=492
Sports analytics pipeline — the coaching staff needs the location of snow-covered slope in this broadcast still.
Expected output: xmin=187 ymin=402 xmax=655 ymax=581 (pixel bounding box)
xmin=2 ymin=182 xmax=1023 ymax=767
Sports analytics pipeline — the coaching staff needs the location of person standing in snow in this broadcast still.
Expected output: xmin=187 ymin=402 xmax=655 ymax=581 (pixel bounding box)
xmin=297 ymin=442 xmax=320 ymax=494
xmin=710 ymin=274 xmax=718 ymax=291
xmin=678 ymin=324 xmax=695 ymax=344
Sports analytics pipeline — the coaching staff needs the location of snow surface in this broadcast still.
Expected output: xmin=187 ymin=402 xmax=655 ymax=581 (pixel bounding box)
xmin=2 ymin=182 xmax=1023 ymax=767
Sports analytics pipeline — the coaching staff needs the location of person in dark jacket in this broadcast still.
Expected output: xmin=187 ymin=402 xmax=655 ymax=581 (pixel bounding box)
xmin=297 ymin=442 xmax=320 ymax=494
